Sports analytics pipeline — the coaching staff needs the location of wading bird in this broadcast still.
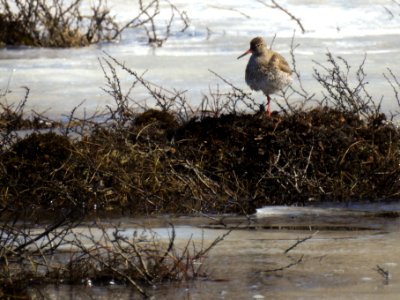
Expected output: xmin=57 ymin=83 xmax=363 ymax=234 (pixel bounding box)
xmin=237 ymin=37 xmax=292 ymax=117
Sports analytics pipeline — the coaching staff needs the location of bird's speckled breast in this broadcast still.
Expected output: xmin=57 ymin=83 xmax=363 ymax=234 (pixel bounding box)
xmin=245 ymin=55 xmax=292 ymax=96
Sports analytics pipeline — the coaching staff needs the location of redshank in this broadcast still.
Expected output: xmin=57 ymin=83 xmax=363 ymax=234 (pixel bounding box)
xmin=238 ymin=37 xmax=292 ymax=117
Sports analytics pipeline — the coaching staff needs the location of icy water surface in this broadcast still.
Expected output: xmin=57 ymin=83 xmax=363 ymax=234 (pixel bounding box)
xmin=1 ymin=0 xmax=400 ymax=116
xmin=32 ymin=203 xmax=400 ymax=299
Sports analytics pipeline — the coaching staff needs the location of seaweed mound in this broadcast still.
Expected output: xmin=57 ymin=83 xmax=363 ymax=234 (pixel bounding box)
xmin=1 ymin=107 xmax=399 ymax=216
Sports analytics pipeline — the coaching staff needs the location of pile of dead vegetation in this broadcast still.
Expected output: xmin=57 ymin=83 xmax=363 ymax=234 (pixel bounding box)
xmin=1 ymin=105 xmax=400 ymax=217
xmin=1 ymin=53 xmax=400 ymax=217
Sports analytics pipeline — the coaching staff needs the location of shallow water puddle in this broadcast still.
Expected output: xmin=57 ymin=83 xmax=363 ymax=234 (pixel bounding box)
xmin=31 ymin=204 xmax=400 ymax=299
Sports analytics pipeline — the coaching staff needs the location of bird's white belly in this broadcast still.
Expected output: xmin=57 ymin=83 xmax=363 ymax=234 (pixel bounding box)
xmin=246 ymin=69 xmax=292 ymax=96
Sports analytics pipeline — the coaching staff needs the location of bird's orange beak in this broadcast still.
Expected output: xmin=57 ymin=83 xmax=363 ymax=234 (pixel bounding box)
xmin=237 ymin=49 xmax=252 ymax=59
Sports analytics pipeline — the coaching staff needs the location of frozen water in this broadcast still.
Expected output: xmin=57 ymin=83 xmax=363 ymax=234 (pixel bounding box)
xmin=0 ymin=0 xmax=400 ymax=117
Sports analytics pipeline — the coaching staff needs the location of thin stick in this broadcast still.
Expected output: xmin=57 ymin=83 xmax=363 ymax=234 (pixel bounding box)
xmin=264 ymin=255 xmax=304 ymax=272
xmin=257 ymin=0 xmax=305 ymax=34
xmin=284 ymin=231 xmax=318 ymax=254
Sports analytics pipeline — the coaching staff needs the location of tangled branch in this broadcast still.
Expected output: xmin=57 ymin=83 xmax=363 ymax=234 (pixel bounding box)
xmin=257 ymin=0 xmax=305 ymax=34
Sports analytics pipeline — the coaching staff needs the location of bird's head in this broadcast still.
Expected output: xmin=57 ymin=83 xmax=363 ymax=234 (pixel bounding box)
xmin=237 ymin=37 xmax=267 ymax=59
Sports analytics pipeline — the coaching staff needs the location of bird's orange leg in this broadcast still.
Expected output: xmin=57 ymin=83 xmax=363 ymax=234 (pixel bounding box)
xmin=267 ymin=95 xmax=271 ymax=117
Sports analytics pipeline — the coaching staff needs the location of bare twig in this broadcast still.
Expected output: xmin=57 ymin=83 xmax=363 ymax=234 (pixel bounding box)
xmin=284 ymin=232 xmax=317 ymax=254
xmin=383 ymin=68 xmax=400 ymax=108
xmin=375 ymin=265 xmax=390 ymax=284
xmin=313 ymin=52 xmax=378 ymax=118
xmin=102 ymin=51 xmax=188 ymax=114
xmin=208 ymin=69 xmax=259 ymax=112
xmin=138 ymin=0 xmax=191 ymax=47
xmin=288 ymin=31 xmax=315 ymax=107
xmin=264 ymin=255 xmax=304 ymax=272
xmin=209 ymin=5 xmax=251 ymax=18
xmin=257 ymin=0 xmax=305 ymax=34
xmin=62 ymin=100 xmax=86 ymax=136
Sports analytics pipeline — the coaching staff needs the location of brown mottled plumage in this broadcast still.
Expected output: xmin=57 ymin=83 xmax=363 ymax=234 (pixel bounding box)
xmin=238 ymin=37 xmax=292 ymax=116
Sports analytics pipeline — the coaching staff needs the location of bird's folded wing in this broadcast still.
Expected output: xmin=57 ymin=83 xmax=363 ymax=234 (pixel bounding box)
xmin=270 ymin=53 xmax=292 ymax=75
